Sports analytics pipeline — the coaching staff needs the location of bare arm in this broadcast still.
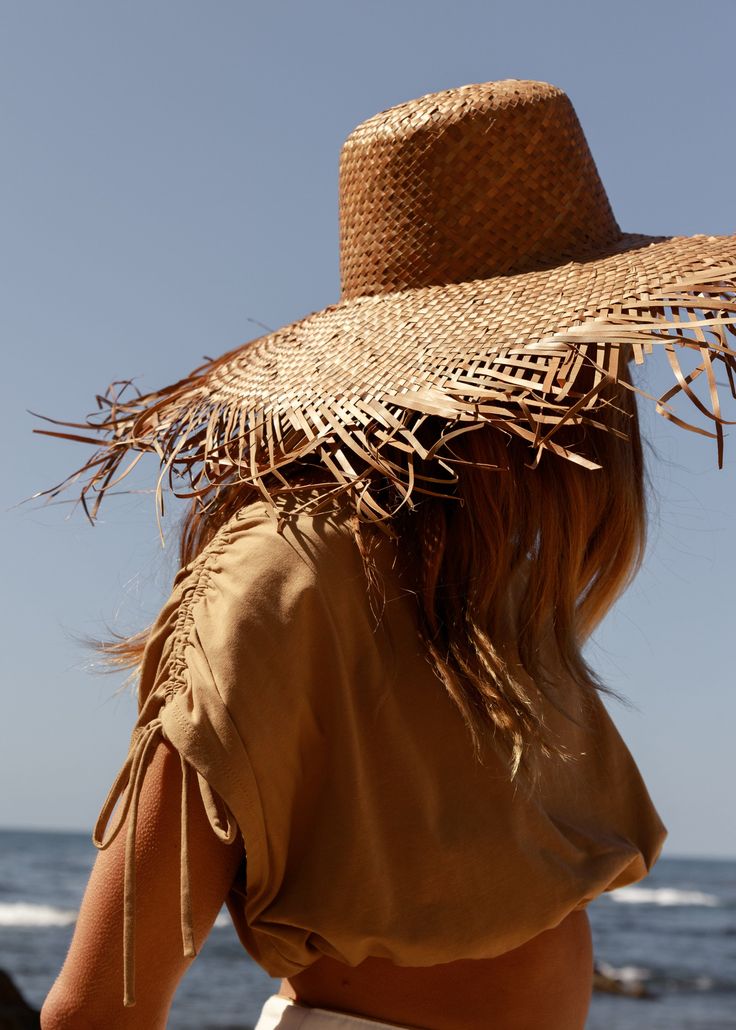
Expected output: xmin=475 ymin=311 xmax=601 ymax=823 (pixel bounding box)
xmin=41 ymin=739 xmax=244 ymax=1029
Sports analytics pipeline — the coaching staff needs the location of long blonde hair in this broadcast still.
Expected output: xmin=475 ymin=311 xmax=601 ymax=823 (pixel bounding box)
xmin=94 ymin=362 xmax=647 ymax=783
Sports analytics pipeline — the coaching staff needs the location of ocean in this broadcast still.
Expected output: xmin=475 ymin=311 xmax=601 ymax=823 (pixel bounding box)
xmin=0 ymin=829 xmax=733 ymax=1029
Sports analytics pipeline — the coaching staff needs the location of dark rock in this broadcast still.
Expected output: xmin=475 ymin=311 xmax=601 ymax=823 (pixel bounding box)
xmin=0 ymin=970 xmax=41 ymax=1029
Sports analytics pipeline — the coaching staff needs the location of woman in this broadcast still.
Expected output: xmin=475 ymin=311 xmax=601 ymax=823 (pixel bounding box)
xmin=38 ymin=79 xmax=735 ymax=1029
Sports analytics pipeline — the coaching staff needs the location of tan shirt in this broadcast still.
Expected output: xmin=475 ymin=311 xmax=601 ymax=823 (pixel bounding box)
xmin=94 ymin=489 xmax=667 ymax=1005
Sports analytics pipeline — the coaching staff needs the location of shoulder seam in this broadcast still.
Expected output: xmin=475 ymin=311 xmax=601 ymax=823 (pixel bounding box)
xmin=164 ymin=519 xmax=241 ymax=703
xmin=162 ymin=504 xmax=303 ymax=703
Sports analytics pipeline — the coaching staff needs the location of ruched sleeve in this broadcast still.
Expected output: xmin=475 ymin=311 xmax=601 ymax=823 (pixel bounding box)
xmin=91 ymin=500 xmax=331 ymax=1006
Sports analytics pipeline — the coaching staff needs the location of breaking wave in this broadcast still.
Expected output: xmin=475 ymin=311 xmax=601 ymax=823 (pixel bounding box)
xmin=609 ymin=886 xmax=720 ymax=907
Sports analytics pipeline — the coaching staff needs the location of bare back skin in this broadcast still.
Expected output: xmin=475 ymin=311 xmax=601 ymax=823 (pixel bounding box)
xmin=278 ymin=908 xmax=593 ymax=1030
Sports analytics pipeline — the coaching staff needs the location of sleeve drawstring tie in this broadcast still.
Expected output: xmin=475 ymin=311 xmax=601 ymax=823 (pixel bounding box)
xmin=92 ymin=719 xmax=194 ymax=1008
xmin=92 ymin=704 xmax=240 ymax=1008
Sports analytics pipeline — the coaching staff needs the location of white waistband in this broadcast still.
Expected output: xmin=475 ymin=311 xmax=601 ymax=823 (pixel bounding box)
xmin=254 ymin=993 xmax=418 ymax=1030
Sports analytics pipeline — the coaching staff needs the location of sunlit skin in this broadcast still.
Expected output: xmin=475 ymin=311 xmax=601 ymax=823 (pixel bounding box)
xmin=40 ymin=740 xmax=243 ymax=1030
xmin=278 ymin=914 xmax=593 ymax=1030
xmin=41 ymin=738 xmax=593 ymax=1029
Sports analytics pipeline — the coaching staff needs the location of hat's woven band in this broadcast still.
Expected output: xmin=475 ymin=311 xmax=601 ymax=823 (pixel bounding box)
xmin=29 ymin=242 xmax=736 ymax=541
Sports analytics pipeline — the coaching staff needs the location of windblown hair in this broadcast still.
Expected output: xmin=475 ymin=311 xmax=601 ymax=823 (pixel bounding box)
xmin=93 ymin=361 xmax=647 ymax=785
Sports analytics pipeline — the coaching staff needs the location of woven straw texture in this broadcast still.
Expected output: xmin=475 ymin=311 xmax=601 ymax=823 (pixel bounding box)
xmin=32 ymin=79 xmax=736 ymax=534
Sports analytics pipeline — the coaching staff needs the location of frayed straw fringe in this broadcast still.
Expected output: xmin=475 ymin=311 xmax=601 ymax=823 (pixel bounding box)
xmin=28 ymin=262 xmax=736 ymax=545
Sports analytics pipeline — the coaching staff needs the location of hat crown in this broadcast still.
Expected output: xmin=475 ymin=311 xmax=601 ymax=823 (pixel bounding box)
xmin=338 ymin=79 xmax=622 ymax=300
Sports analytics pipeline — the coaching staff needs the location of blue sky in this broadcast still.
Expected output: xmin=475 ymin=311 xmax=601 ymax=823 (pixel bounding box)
xmin=2 ymin=0 xmax=735 ymax=857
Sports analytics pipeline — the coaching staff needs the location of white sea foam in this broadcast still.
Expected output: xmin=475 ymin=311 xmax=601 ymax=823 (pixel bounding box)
xmin=596 ymin=960 xmax=651 ymax=983
xmin=609 ymin=886 xmax=719 ymax=907
xmin=0 ymin=902 xmax=78 ymax=927
xmin=0 ymin=902 xmax=234 ymax=929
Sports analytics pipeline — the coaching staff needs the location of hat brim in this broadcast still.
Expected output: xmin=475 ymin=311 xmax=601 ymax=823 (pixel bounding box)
xmin=31 ymin=231 xmax=736 ymax=530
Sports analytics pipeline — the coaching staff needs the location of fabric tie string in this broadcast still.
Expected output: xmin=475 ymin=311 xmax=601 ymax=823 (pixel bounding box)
xmin=92 ymin=718 xmax=202 ymax=1007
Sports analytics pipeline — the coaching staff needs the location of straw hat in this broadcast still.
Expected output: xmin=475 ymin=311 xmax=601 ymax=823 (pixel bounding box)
xmin=33 ymin=79 xmax=736 ymax=534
